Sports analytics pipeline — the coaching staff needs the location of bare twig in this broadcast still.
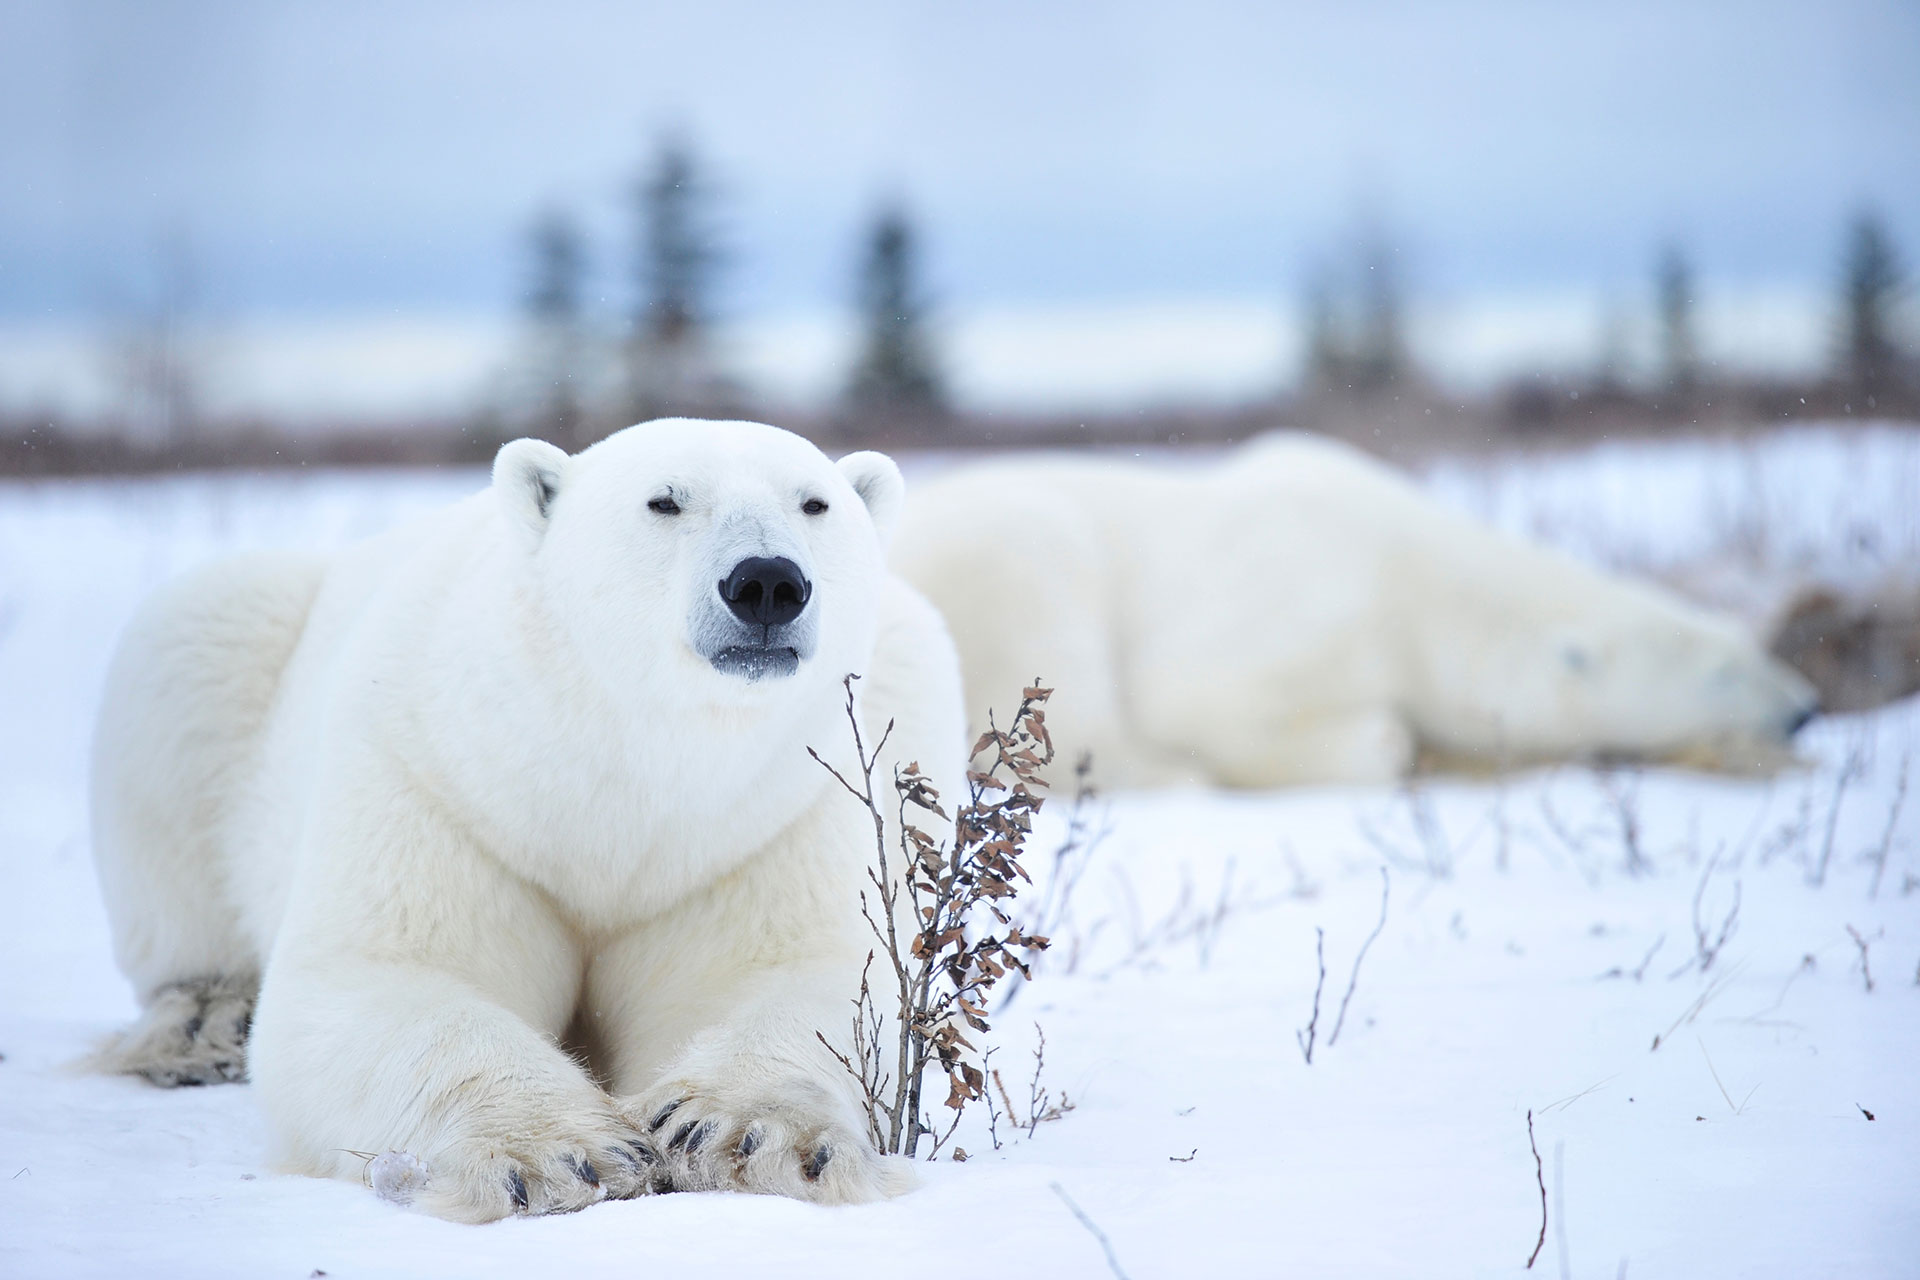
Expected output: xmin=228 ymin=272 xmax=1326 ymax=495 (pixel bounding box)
xmin=1003 ymin=753 xmax=1111 ymax=1005
xmin=1296 ymin=927 xmax=1326 ymax=1065
xmin=1539 ymin=1075 xmax=1616 ymax=1115
xmin=1669 ymin=853 xmax=1740 ymax=979
xmin=1599 ymin=934 xmax=1665 ymax=982
xmin=1811 ymin=737 xmax=1869 ymax=887
xmin=1525 ymin=1110 xmax=1547 ymax=1269
xmin=1597 ymin=766 xmax=1649 ymax=876
xmin=1051 ymin=1183 xmax=1132 ymax=1280
xmin=991 ymin=1067 xmax=1018 ymax=1129
xmin=1357 ymin=785 xmax=1451 ymax=877
xmin=982 ymin=1047 xmax=1004 ymax=1151
xmin=1538 ymin=784 xmax=1605 ymax=884
xmin=1697 ymin=1037 xmax=1758 ymax=1114
xmin=1652 ymin=964 xmax=1742 ymax=1051
xmin=1327 ymin=868 xmax=1391 ymax=1048
xmin=1845 ymin=925 xmax=1877 ymax=993
xmin=1734 ymin=954 xmax=1816 ymax=1026
xmin=1865 ymin=751 xmax=1909 ymax=900
xmin=1281 ymin=841 xmax=1321 ymax=900
xmin=1023 ymin=1022 xmax=1073 ymax=1137
xmin=1095 ymin=860 xmax=1277 ymax=978
xmin=1755 ymin=788 xmax=1814 ymax=870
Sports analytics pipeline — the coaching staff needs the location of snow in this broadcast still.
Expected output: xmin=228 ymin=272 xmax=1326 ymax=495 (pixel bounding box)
xmin=2 ymin=426 xmax=1916 ymax=1278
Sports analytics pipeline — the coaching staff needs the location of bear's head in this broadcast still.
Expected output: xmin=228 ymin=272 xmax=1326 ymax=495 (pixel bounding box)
xmin=1456 ymin=581 xmax=1821 ymax=766
xmin=489 ymin=418 xmax=902 ymax=712
xmin=1540 ymin=604 xmax=1820 ymax=760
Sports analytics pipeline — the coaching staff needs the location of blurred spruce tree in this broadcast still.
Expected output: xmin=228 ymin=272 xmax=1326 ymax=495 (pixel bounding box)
xmin=1656 ymin=245 xmax=1699 ymax=398
xmin=847 ymin=203 xmax=946 ymax=424
xmin=627 ymin=134 xmax=732 ymax=420
xmin=1839 ymin=211 xmax=1910 ymax=405
xmin=523 ymin=208 xmax=588 ymax=448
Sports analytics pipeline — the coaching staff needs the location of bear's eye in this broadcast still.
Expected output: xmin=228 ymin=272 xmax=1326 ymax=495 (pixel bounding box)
xmin=647 ymin=495 xmax=681 ymax=516
xmin=802 ymin=498 xmax=829 ymax=516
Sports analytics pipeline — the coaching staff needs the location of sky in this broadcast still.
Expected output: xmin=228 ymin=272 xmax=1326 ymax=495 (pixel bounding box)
xmin=1 ymin=0 xmax=1916 ymax=413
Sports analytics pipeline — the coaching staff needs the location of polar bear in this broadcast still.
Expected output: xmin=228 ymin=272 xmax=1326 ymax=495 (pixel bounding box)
xmin=89 ymin=418 xmax=964 ymax=1221
xmin=891 ymin=432 xmax=1817 ymax=789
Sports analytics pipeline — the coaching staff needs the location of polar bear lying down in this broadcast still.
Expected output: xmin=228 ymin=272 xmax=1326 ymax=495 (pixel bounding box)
xmin=90 ymin=419 xmax=963 ymax=1220
xmin=890 ymin=433 xmax=1818 ymax=789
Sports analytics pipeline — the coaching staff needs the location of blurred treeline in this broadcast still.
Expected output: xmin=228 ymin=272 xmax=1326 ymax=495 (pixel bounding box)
xmin=4 ymin=134 xmax=1916 ymax=475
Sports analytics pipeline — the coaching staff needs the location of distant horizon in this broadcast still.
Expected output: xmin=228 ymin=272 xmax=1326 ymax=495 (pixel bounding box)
xmin=4 ymin=1 xmax=1914 ymax=421
xmin=5 ymin=1 xmax=1916 ymax=320
xmin=0 ymin=282 xmax=1850 ymax=422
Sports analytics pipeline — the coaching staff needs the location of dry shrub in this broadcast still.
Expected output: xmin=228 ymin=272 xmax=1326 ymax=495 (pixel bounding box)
xmin=811 ymin=676 xmax=1057 ymax=1158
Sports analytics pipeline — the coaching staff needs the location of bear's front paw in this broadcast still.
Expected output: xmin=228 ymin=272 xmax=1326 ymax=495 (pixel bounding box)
xmin=620 ymin=1079 xmax=915 ymax=1204
xmin=397 ymin=1107 xmax=670 ymax=1222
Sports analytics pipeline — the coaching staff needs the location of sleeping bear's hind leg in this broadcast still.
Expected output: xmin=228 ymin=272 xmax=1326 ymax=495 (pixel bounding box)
xmin=1209 ymin=706 xmax=1416 ymax=787
xmin=88 ymin=973 xmax=258 ymax=1086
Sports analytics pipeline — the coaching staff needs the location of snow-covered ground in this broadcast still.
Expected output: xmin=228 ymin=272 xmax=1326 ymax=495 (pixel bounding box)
xmin=1 ymin=426 xmax=1915 ymax=1278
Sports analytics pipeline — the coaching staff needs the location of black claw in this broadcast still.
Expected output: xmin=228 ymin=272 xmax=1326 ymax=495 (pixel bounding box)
xmin=625 ymin=1139 xmax=658 ymax=1167
xmin=804 ymin=1145 xmax=831 ymax=1181
xmin=738 ymin=1129 xmax=761 ymax=1158
xmin=649 ymin=1100 xmax=684 ymax=1132
xmin=684 ymin=1121 xmax=715 ymax=1155
xmin=507 ymin=1167 xmax=529 ymax=1211
xmin=668 ymin=1120 xmax=699 ymax=1151
xmin=568 ymin=1155 xmax=600 ymax=1188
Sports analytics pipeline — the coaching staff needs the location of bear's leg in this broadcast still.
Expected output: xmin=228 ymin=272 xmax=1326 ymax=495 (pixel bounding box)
xmin=90 ymin=555 xmax=319 ymax=1054
xmin=86 ymin=973 xmax=257 ymax=1086
xmin=1211 ymin=706 xmax=1417 ymax=787
xmin=248 ymin=806 xmax=666 ymax=1222
xmin=253 ymin=958 xmax=667 ymax=1221
xmin=582 ymin=837 xmax=914 ymax=1204
xmin=589 ymin=948 xmax=913 ymax=1204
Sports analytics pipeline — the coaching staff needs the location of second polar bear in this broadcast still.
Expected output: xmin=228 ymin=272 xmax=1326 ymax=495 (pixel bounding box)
xmin=90 ymin=419 xmax=964 ymax=1221
xmin=891 ymin=432 xmax=1817 ymax=788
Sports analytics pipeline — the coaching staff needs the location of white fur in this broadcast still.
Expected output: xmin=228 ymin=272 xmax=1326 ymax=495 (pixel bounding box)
xmin=891 ymin=432 xmax=1817 ymax=788
xmin=90 ymin=418 xmax=964 ymax=1221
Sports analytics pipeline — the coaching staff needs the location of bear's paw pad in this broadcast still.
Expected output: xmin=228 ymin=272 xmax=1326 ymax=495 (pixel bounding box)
xmin=368 ymin=1151 xmax=429 ymax=1206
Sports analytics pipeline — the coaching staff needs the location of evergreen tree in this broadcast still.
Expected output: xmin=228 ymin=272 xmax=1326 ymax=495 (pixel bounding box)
xmin=847 ymin=204 xmax=944 ymax=417
xmin=1301 ymin=269 xmax=1344 ymax=392
xmin=1298 ymin=230 xmax=1409 ymax=396
xmin=524 ymin=208 xmax=588 ymax=447
xmin=627 ymin=134 xmax=727 ymax=416
xmin=1351 ymin=232 xmax=1407 ymax=391
xmin=1840 ymin=210 xmax=1909 ymax=403
xmin=1657 ymin=245 xmax=1699 ymax=396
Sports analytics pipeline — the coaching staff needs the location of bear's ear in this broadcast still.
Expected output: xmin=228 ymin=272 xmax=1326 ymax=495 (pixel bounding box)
xmin=492 ymin=438 xmax=571 ymax=543
xmin=837 ymin=450 xmax=904 ymax=544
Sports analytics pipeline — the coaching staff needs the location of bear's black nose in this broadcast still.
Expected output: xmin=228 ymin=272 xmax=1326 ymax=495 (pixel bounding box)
xmin=720 ymin=556 xmax=812 ymax=628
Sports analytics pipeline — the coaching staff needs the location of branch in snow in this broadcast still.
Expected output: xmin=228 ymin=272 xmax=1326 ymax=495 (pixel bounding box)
xmin=1296 ymin=927 xmax=1325 ymax=1065
xmin=1845 ymin=924 xmax=1878 ymax=993
xmin=1327 ymin=867 xmax=1390 ymax=1048
xmin=1525 ymin=1110 xmax=1547 ymax=1270
xmin=1051 ymin=1182 xmax=1132 ymax=1280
